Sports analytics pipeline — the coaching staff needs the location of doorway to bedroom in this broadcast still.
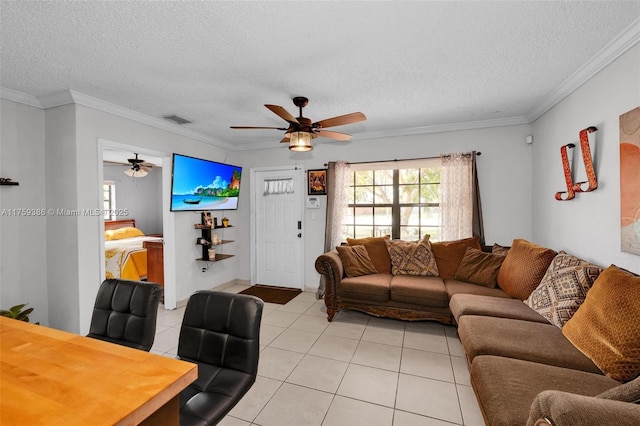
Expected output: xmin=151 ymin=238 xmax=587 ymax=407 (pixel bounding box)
xmin=100 ymin=141 xmax=175 ymax=308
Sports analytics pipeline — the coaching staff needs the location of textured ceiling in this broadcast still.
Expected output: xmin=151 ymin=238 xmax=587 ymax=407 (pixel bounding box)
xmin=2 ymin=1 xmax=640 ymax=150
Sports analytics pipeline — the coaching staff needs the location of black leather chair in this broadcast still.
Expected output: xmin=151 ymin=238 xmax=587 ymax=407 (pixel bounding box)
xmin=87 ymin=278 xmax=163 ymax=351
xmin=178 ymin=291 xmax=264 ymax=426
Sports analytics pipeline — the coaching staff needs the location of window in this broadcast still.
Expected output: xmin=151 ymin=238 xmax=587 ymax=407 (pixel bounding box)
xmin=344 ymin=159 xmax=442 ymax=241
xmin=103 ymin=181 xmax=116 ymax=220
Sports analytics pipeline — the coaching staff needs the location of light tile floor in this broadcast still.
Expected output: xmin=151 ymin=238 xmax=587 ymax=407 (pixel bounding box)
xmin=152 ymin=285 xmax=484 ymax=426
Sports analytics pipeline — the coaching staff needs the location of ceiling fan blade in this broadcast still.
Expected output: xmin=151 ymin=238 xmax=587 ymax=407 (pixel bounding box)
xmin=315 ymin=130 xmax=352 ymax=141
xmin=141 ymin=166 xmax=151 ymax=172
xmin=314 ymin=112 xmax=366 ymax=129
xmin=265 ymin=104 xmax=299 ymax=124
xmin=230 ymin=126 xmax=288 ymax=130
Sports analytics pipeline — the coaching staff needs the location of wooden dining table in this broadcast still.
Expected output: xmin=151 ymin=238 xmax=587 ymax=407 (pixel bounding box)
xmin=0 ymin=316 xmax=197 ymax=425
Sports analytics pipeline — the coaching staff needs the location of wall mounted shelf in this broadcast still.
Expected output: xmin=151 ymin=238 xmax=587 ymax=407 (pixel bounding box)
xmin=194 ymin=221 xmax=234 ymax=265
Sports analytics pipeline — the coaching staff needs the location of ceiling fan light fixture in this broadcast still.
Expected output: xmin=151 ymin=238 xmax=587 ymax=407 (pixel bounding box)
xmin=134 ymin=169 xmax=148 ymax=178
xmin=124 ymin=161 xmax=148 ymax=178
xmin=289 ymin=131 xmax=313 ymax=152
xmin=125 ymin=167 xmax=148 ymax=178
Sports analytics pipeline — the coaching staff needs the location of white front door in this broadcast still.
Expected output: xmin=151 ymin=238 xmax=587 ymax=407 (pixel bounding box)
xmin=253 ymin=168 xmax=304 ymax=289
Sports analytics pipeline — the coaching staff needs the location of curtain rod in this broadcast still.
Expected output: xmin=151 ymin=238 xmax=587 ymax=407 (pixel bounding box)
xmin=323 ymin=151 xmax=481 ymax=167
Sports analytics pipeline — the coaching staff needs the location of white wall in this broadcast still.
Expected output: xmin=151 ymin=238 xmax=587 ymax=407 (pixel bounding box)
xmin=532 ymin=43 xmax=640 ymax=273
xmin=1 ymin=98 xmax=241 ymax=333
xmin=44 ymin=104 xmax=83 ymax=330
xmin=230 ymin=123 xmax=534 ymax=291
xmin=103 ymin=164 xmax=163 ymax=235
xmin=0 ymin=99 xmax=48 ymax=325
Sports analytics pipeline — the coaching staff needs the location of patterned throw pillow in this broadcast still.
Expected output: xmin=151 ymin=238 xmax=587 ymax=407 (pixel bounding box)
xmin=385 ymin=235 xmax=439 ymax=277
xmin=496 ymin=239 xmax=557 ymax=300
xmin=524 ymin=252 xmax=603 ymax=328
xmin=562 ymin=265 xmax=640 ymax=382
xmin=336 ymin=245 xmax=379 ymax=278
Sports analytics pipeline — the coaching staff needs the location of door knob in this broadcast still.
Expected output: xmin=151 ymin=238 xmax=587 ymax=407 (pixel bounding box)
xmin=298 ymin=233 xmax=302 ymax=238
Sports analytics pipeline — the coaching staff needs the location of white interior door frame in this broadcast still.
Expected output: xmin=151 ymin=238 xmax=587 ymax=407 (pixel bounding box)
xmin=97 ymin=139 xmax=177 ymax=309
xmin=250 ymin=165 xmax=305 ymax=286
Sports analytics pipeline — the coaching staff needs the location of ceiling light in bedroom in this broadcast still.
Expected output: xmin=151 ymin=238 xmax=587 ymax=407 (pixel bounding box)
xmin=125 ymin=153 xmax=150 ymax=177
xmin=124 ymin=164 xmax=148 ymax=178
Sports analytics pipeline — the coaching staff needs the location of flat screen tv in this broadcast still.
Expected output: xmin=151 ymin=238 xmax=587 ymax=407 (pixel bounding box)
xmin=170 ymin=153 xmax=242 ymax=211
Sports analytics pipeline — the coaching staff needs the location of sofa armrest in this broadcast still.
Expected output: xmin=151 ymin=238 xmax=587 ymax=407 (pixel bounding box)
xmin=315 ymin=251 xmax=344 ymax=321
xmin=527 ymin=389 xmax=640 ymax=426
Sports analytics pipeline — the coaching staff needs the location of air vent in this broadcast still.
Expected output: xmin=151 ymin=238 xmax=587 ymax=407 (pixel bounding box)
xmin=163 ymin=115 xmax=192 ymax=125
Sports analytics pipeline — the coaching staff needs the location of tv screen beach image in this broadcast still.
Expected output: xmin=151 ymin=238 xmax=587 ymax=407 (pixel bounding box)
xmin=171 ymin=154 xmax=242 ymax=211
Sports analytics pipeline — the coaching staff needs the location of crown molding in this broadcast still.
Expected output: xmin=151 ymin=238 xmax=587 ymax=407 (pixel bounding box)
xmin=67 ymin=90 xmax=231 ymax=149
xmin=526 ymin=16 xmax=640 ymax=123
xmin=229 ymin=115 xmax=532 ymax=151
xmin=0 ymin=88 xmax=232 ymax=149
xmin=0 ymin=87 xmax=42 ymax=108
xmin=38 ymin=91 xmax=75 ymax=108
xmin=353 ymin=115 xmax=531 ymax=142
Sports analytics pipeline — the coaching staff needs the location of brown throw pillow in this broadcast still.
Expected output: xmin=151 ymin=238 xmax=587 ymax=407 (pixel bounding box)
xmin=385 ymin=235 xmax=439 ymax=277
xmin=525 ymin=252 xmax=603 ymax=328
xmin=431 ymin=236 xmax=482 ymax=279
xmin=347 ymin=235 xmax=391 ymax=274
xmin=562 ymin=265 xmax=640 ymax=382
xmin=496 ymin=239 xmax=557 ymax=300
xmin=492 ymin=243 xmax=510 ymax=256
xmin=454 ymin=247 xmax=506 ymax=288
xmin=336 ymin=245 xmax=378 ymax=278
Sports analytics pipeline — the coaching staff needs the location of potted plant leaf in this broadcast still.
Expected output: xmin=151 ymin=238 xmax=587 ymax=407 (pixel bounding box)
xmin=1 ymin=303 xmax=34 ymax=322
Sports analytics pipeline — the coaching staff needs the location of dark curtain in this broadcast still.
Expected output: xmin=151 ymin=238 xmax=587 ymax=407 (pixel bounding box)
xmin=317 ymin=162 xmax=337 ymax=298
xmin=471 ymin=151 xmax=485 ymax=246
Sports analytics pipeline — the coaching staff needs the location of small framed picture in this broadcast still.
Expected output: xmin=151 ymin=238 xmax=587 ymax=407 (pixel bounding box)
xmin=308 ymin=169 xmax=327 ymax=195
xmin=201 ymin=212 xmax=213 ymax=227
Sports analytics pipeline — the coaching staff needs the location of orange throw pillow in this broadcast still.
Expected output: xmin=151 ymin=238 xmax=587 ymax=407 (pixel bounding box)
xmin=562 ymin=265 xmax=640 ymax=382
xmin=454 ymin=247 xmax=506 ymax=288
xmin=431 ymin=236 xmax=481 ymax=279
xmin=347 ymin=236 xmax=391 ymax=274
xmin=336 ymin=245 xmax=378 ymax=278
xmin=496 ymin=239 xmax=557 ymax=300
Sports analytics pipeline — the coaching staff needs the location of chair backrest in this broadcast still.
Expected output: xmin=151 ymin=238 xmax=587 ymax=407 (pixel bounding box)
xmin=178 ymin=291 xmax=264 ymax=375
xmin=87 ymin=279 xmax=163 ymax=351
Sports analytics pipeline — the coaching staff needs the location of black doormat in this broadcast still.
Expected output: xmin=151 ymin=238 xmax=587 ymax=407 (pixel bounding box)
xmin=239 ymin=284 xmax=302 ymax=305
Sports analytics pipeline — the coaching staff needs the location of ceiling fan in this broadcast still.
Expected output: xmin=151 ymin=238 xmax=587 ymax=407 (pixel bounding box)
xmin=231 ymin=96 xmax=366 ymax=151
xmin=124 ymin=153 xmax=152 ymax=178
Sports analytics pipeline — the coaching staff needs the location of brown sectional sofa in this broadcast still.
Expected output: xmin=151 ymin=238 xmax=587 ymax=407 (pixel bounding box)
xmin=314 ymin=235 xmax=509 ymax=324
xmin=451 ymin=294 xmax=640 ymax=425
xmin=315 ymin=248 xmax=511 ymax=324
xmin=315 ymin=236 xmax=640 ymax=425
